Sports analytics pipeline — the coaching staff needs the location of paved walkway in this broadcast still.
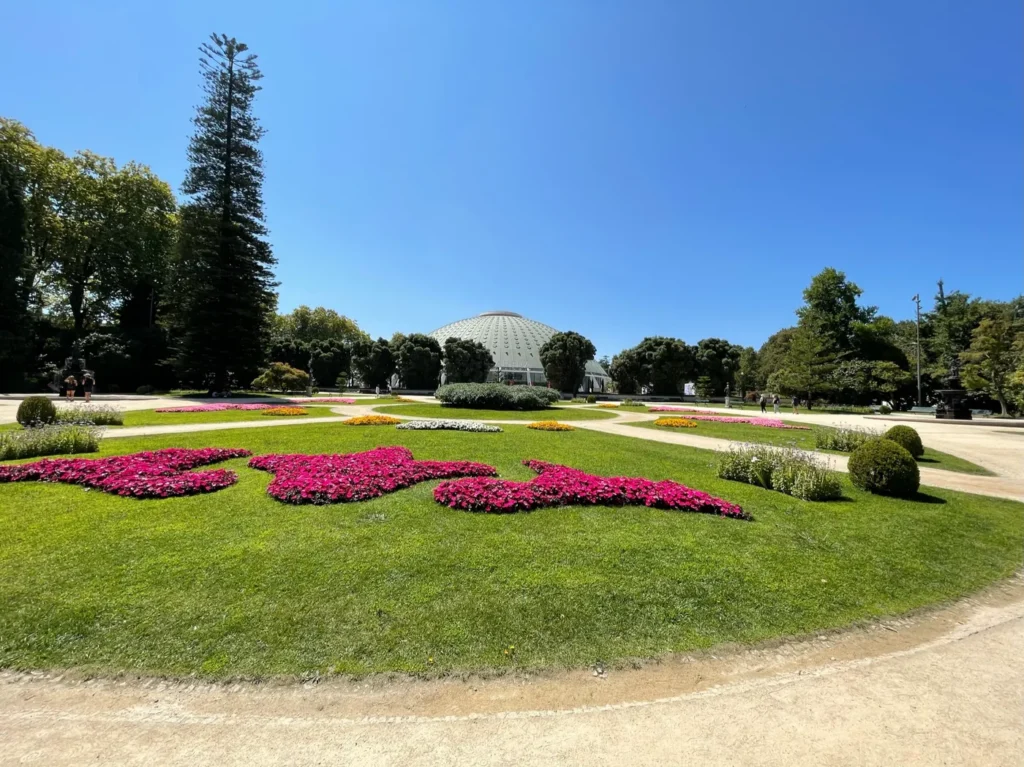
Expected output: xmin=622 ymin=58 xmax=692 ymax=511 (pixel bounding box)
xmin=2 ymin=579 xmax=1022 ymax=766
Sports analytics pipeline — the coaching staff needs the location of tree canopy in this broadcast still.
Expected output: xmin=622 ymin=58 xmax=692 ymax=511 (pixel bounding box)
xmin=539 ymin=331 xmax=596 ymax=393
xmin=396 ymin=333 xmax=443 ymax=389
xmin=442 ymin=337 xmax=494 ymax=384
xmin=351 ymin=337 xmax=395 ymax=389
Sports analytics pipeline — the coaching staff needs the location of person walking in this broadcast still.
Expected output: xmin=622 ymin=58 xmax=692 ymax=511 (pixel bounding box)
xmin=772 ymin=394 xmax=780 ymax=414
xmin=792 ymin=394 xmax=800 ymax=415
xmin=759 ymin=393 xmax=767 ymax=414
xmin=82 ymin=372 xmax=95 ymax=403
xmin=64 ymin=375 xmax=77 ymax=402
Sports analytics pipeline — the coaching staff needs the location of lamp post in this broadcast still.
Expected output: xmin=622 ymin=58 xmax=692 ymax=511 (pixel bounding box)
xmin=912 ymin=294 xmax=922 ymax=406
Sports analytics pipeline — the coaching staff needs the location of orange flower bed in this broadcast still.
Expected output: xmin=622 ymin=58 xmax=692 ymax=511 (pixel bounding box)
xmin=527 ymin=421 xmax=575 ymax=432
xmin=262 ymin=407 xmax=308 ymax=416
xmin=343 ymin=415 xmax=403 ymax=426
xmin=597 ymin=403 xmax=618 ymax=408
xmin=654 ymin=417 xmax=698 ymax=428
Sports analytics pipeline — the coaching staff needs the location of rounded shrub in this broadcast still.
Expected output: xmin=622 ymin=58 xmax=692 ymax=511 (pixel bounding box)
xmin=848 ymin=438 xmax=920 ymax=497
xmin=882 ymin=425 xmax=923 ymax=458
xmin=16 ymin=396 xmax=57 ymax=428
xmin=435 ymin=383 xmax=559 ymax=410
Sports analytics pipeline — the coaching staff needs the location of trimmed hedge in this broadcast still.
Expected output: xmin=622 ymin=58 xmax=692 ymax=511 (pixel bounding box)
xmin=16 ymin=396 xmax=57 ymax=427
xmin=848 ymin=438 xmax=920 ymax=497
xmin=435 ymin=383 xmax=560 ymax=410
xmin=882 ymin=425 xmax=924 ymax=458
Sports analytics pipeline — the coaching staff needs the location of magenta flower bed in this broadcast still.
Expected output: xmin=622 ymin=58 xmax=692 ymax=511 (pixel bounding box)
xmin=648 ymin=407 xmax=809 ymax=430
xmin=154 ymin=403 xmax=278 ymax=413
xmin=0 ymin=448 xmax=252 ymax=499
xmin=249 ymin=446 xmax=497 ymax=504
xmin=434 ymin=460 xmax=750 ymax=519
xmin=285 ymin=397 xmax=356 ymax=404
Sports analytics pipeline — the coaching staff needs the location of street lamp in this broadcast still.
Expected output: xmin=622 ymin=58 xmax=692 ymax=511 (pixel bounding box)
xmin=912 ymin=294 xmax=922 ymax=406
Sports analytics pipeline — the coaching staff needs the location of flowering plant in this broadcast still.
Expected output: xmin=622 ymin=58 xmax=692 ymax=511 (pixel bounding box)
xmin=343 ymin=415 xmax=402 ymax=426
xmin=597 ymin=403 xmax=619 ymax=409
xmin=395 ymin=419 xmax=503 ymax=433
xmin=262 ymin=407 xmax=308 ymax=416
xmin=527 ymin=421 xmax=575 ymax=431
xmin=648 ymin=408 xmax=809 ymax=430
xmin=0 ymin=448 xmax=251 ymax=499
xmin=653 ymin=417 xmax=697 ymax=428
xmin=285 ymin=397 xmax=356 ymax=404
xmin=155 ymin=403 xmax=277 ymax=413
xmin=717 ymin=444 xmax=842 ymax=501
xmin=249 ymin=446 xmax=497 ymax=504
xmin=434 ymin=459 xmax=749 ymax=519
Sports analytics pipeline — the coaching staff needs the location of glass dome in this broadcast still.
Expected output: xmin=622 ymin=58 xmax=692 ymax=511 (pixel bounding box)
xmin=428 ymin=311 xmax=610 ymax=390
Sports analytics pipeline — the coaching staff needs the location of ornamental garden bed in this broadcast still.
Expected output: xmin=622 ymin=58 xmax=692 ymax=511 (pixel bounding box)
xmin=626 ymin=419 xmax=990 ymax=475
xmin=0 ymin=422 xmax=1019 ymax=679
xmin=116 ymin=405 xmax=342 ymax=428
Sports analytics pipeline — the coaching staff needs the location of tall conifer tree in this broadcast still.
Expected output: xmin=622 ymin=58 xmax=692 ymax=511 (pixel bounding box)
xmin=170 ymin=33 xmax=277 ymax=390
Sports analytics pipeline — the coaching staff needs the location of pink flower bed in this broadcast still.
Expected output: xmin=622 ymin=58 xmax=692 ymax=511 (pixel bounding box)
xmin=249 ymin=446 xmax=497 ymax=504
xmin=0 ymin=448 xmax=251 ymax=499
xmin=434 ymin=460 xmax=749 ymax=519
xmin=154 ymin=403 xmax=278 ymax=413
xmin=286 ymin=397 xmax=356 ymax=404
xmin=648 ymin=407 xmax=809 ymax=430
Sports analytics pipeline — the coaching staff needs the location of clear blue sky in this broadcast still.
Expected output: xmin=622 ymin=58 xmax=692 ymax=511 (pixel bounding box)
xmin=4 ymin=1 xmax=1022 ymax=357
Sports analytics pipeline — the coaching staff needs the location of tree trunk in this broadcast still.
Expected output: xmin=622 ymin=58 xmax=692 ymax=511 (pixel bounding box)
xmin=997 ymin=393 xmax=1009 ymax=416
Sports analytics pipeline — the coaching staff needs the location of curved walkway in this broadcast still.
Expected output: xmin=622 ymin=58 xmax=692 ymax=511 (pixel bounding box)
xmin=2 ymin=579 xmax=1022 ymax=766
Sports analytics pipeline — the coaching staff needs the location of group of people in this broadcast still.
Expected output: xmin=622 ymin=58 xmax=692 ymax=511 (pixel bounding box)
xmin=758 ymin=392 xmax=803 ymax=415
xmin=62 ymin=372 xmax=95 ymax=402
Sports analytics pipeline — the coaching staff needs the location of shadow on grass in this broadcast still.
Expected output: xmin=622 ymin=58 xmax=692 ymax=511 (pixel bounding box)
xmin=907 ymin=491 xmax=947 ymax=505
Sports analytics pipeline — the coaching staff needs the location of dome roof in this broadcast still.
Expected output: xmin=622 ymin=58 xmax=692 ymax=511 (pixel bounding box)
xmin=428 ymin=311 xmax=608 ymax=380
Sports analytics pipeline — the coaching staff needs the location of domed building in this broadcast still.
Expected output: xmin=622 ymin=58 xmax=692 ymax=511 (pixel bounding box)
xmin=428 ymin=311 xmax=610 ymax=391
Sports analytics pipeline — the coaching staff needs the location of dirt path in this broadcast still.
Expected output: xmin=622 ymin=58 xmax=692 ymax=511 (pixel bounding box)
xmin=2 ymin=579 xmax=1022 ymax=766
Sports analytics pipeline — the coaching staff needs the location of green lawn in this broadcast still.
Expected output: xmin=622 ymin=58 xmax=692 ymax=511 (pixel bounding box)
xmin=627 ymin=419 xmax=992 ymax=476
xmin=373 ymin=403 xmax=617 ymax=421
xmin=1 ymin=422 xmax=1020 ymax=680
xmin=116 ymin=406 xmax=342 ymax=427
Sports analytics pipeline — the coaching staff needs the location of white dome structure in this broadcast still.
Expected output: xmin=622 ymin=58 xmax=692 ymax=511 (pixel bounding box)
xmin=428 ymin=311 xmax=610 ymax=391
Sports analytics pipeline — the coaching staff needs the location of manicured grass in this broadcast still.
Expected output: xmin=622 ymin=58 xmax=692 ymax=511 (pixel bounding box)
xmin=627 ymin=420 xmax=993 ymax=475
xmin=118 ymin=406 xmax=342 ymax=427
xmin=373 ymin=403 xmax=617 ymax=421
xmin=1 ymin=422 xmax=1021 ymax=680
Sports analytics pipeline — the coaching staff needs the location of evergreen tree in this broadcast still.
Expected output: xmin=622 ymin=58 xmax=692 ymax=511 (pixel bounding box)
xmin=395 ymin=333 xmax=443 ymax=389
xmin=351 ymin=337 xmax=395 ymax=389
xmin=539 ymin=331 xmax=596 ymax=394
xmin=169 ymin=34 xmax=277 ymax=391
xmin=442 ymin=337 xmax=494 ymax=383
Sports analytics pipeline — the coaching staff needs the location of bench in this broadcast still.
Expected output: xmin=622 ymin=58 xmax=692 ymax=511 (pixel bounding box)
xmin=910 ymin=406 xmax=936 ymax=414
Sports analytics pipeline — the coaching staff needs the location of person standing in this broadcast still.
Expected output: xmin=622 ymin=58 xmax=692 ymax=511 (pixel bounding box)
xmin=64 ymin=375 xmax=77 ymax=402
xmin=792 ymin=394 xmax=800 ymax=414
xmin=759 ymin=393 xmax=767 ymax=414
xmin=82 ymin=372 xmax=95 ymax=403
xmin=374 ymin=384 xmax=380 ymax=399
xmin=772 ymin=394 xmax=780 ymax=414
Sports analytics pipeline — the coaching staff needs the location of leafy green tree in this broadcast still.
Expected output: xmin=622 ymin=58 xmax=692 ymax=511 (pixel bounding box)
xmin=396 ymin=333 xmax=443 ymax=389
xmin=734 ymin=346 xmax=758 ymax=397
xmin=251 ymin=361 xmax=309 ymax=392
xmin=768 ymin=328 xmax=835 ymax=400
xmin=274 ymin=306 xmax=367 ymax=345
xmin=755 ymin=328 xmax=797 ymax=390
xmin=640 ymin=336 xmax=696 ymax=395
xmin=695 ymin=338 xmax=742 ymax=395
xmin=928 ymin=280 xmax=982 ymax=379
xmin=796 ymin=268 xmax=874 ymax=356
xmin=351 ymin=337 xmax=394 ymax=389
xmin=168 ymin=34 xmax=277 ymax=391
xmin=0 ymin=143 xmax=30 ymax=389
xmin=539 ymin=331 xmax=596 ymax=394
xmin=695 ymin=376 xmax=713 ymax=399
xmin=442 ymin=337 xmax=493 ymax=383
xmin=609 ymin=347 xmax=644 ymax=395
xmin=961 ymin=311 xmax=1022 ymax=415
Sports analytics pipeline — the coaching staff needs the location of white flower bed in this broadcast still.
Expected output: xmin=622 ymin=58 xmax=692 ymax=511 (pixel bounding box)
xmin=395 ymin=419 xmax=503 ymax=433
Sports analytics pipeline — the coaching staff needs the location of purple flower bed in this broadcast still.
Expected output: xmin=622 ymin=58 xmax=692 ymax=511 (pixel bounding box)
xmin=249 ymin=446 xmax=497 ymax=504
xmin=0 ymin=448 xmax=252 ymax=499
xmin=434 ymin=460 xmax=750 ymax=519
xmin=648 ymin=408 xmax=809 ymax=430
